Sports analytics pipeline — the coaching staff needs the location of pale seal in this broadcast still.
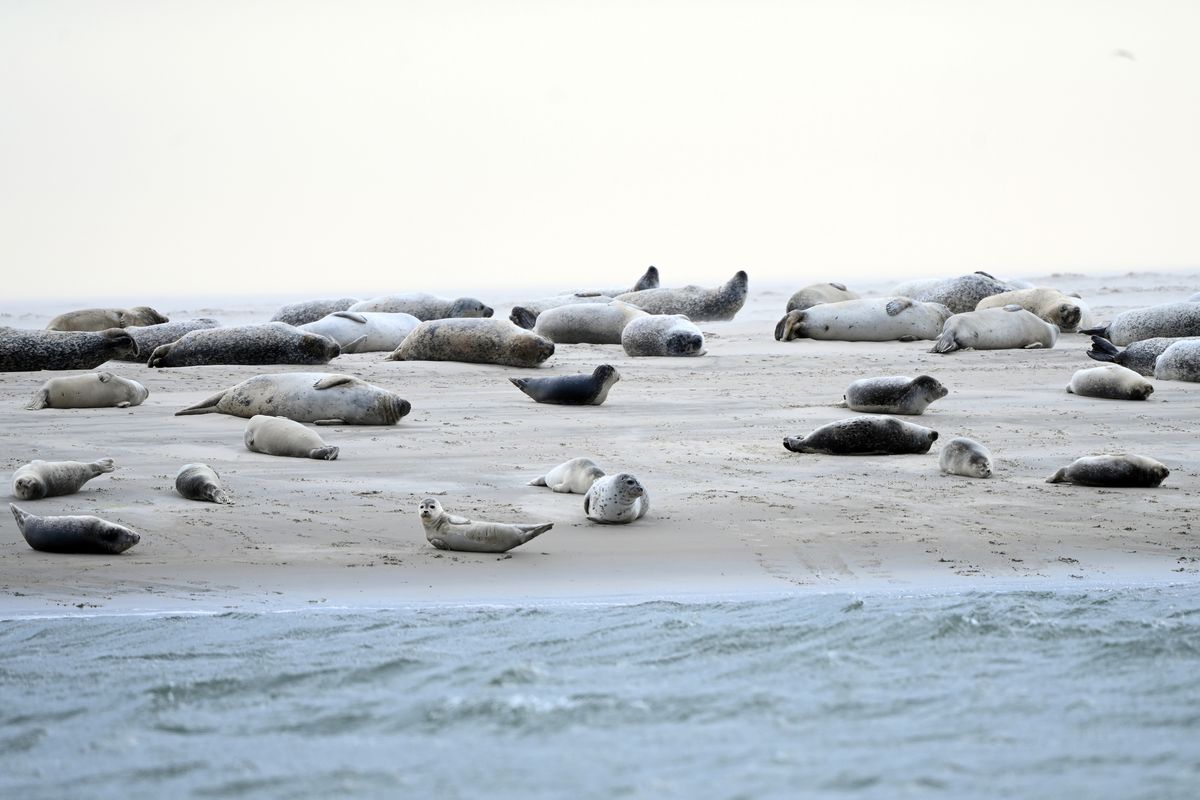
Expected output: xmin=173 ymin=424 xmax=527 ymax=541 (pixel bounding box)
xmin=177 ymin=372 xmax=410 ymax=425
xmin=616 ymin=270 xmax=748 ymax=321
xmin=775 ymin=297 xmax=952 ymax=342
xmin=174 ymin=463 xmax=232 ymax=504
xmin=843 ymin=375 xmax=948 ymax=415
xmin=528 ymin=457 xmax=606 ymax=493
xmin=349 ymin=293 xmax=494 ymax=320
xmin=1046 ymin=454 xmax=1169 ymax=488
xmin=931 ymin=306 xmax=1059 ymax=353
xmin=939 ymin=437 xmax=993 ymax=478
xmin=10 ymin=503 xmax=140 ymax=554
xmin=975 ymin=288 xmax=1090 ymax=331
xmin=388 ymin=318 xmax=555 ymax=368
xmin=418 ymin=497 xmax=552 ymax=553
xmin=512 ymin=300 xmax=648 ymax=343
xmin=1067 ymin=365 xmax=1154 ymax=400
xmin=1082 ymin=302 xmax=1200 ymax=346
xmin=583 ymin=474 xmax=650 ymax=524
xmin=783 ymin=416 xmax=938 ymax=455
xmin=508 ymin=294 xmax=615 ymax=325
xmin=1153 ymin=340 xmax=1200 ymax=382
xmin=113 ymin=318 xmax=221 ymax=361
xmin=27 ymin=372 xmax=149 ymax=410
xmin=147 ymin=323 xmax=340 ymax=368
xmin=621 ymin=315 xmax=705 ymax=357
xmin=889 ymin=271 xmax=1013 ymax=314
xmin=46 ymin=306 xmax=168 ymax=332
xmin=299 ymin=311 xmax=420 ymax=353
xmin=11 ymin=458 xmax=115 ymax=500
xmin=786 ymin=282 xmax=860 ymax=312
xmin=1189 ymin=292 xmax=1200 ymax=302
xmin=270 ymin=297 xmax=360 ymax=326
xmin=0 ymin=327 xmax=138 ymax=372
xmin=244 ymin=415 xmax=339 ymax=460
xmin=1085 ymin=336 xmax=1200 ymax=376
xmin=510 ymin=365 xmax=620 ymax=405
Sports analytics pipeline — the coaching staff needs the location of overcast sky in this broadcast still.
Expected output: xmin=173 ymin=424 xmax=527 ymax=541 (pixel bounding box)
xmin=2 ymin=1 xmax=1198 ymax=301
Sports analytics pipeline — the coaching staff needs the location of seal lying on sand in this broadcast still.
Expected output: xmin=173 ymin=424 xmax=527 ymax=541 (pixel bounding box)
xmin=976 ymin=288 xmax=1090 ymax=331
xmin=616 ymin=271 xmax=748 ymax=321
xmin=147 ymin=323 xmax=340 ymax=368
xmin=775 ymin=298 xmax=951 ymax=342
xmin=175 ymin=463 xmax=232 ymax=504
xmin=783 ymin=416 xmax=938 ymax=455
xmin=270 ymin=297 xmax=360 ymax=326
xmin=418 ymin=497 xmax=552 ymax=553
xmin=113 ymin=318 xmax=221 ymax=361
xmin=510 ymin=365 xmax=620 ymax=405
xmin=27 ymin=372 xmax=148 ymax=410
xmin=931 ymin=307 xmax=1059 ymax=353
xmin=889 ymin=271 xmax=1013 ymax=314
xmin=177 ymin=373 xmax=410 ymax=425
xmin=244 ymin=415 xmax=339 ymax=460
xmin=843 ymin=375 xmax=947 ymax=415
xmin=510 ymin=267 xmax=662 ymax=322
xmin=10 ymin=503 xmax=140 ymax=554
xmin=0 ymin=328 xmax=138 ymax=372
xmin=1046 ymin=454 xmax=1169 ymax=487
xmin=388 ymin=318 xmax=555 ymax=367
xmin=299 ymin=311 xmax=419 ymax=352
xmin=528 ymin=457 xmax=605 ymax=493
xmin=12 ymin=458 xmax=115 ymax=500
xmin=1067 ymin=365 xmax=1154 ymax=400
xmin=939 ymin=438 xmax=993 ymax=478
xmin=350 ymin=293 xmax=493 ymax=320
xmin=1082 ymin=302 xmax=1200 ymax=346
xmin=622 ymin=315 xmax=705 ymax=356
xmin=511 ymin=300 xmax=647 ymax=343
xmin=46 ymin=306 xmax=168 ymax=332
xmin=1085 ymin=336 xmax=1200 ymax=376
xmin=786 ymin=282 xmax=859 ymax=312
xmin=584 ymin=474 xmax=649 ymax=524
xmin=1153 ymin=340 xmax=1200 ymax=382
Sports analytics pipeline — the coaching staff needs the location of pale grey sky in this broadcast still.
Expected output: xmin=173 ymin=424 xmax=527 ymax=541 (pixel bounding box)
xmin=2 ymin=1 xmax=1198 ymax=300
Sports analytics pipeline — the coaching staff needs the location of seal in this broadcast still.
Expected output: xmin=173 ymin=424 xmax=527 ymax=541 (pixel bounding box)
xmin=147 ymin=323 xmax=340 ymax=368
xmin=528 ymin=457 xmax=606 ymax=493
xmin=975 ymin=288 xmax=1090 ymax=331
xmin=27 ymin=372 xmax=149 ymax=410
xmin=113 ymin=318 xmax=221 ymax=361
xmin=1085 ymin=335 xmax=1199 ymax=376
xmin=843 ymin=375 xmax=948 ymax=415
xmin=418 ymin=497 xmax=552 ymax=553
xmin=1067 ymin=365 xmax=1154 ymax=400
xmin=177 ymin=372 xmax=410 ymax=425
xmin=388 ymin=318 xmax=555 ymax=368
xmin=939 ymin=437 xmax=993 ymax=478
xmin=244 ymin=415 xmax=339 ymax=460
xmin=783 ymin=416 xmax=938 ymax=455
xmin=621 ymin=315 xmax=705 ymax=357
xmin=786 ymin=282 xmax=860 ymax=312
xmin=10 ymin=503 xmax=140 ymax=554
xmin=299 ymin=311 xmax=420 ymax=353
xmin=270 ymin=297 xmax=360 ymax=326
xmin=592 ymin=265 xmax=661 ymax=297
xmin=46 ymin=306 xmax=168 ymax=332
xmin=889 ymin=271 xmax=1013 ymax=314
xmin=510 ymin=365 xmax=620 ymax=405
xmin=1046 ymin=454 xmax=1169 ymax=488
xmin=1153 ymin=340 xmax=1200 ymax=382
xmin=508 ymin=294 xmax=615 ymax=327
xmin=931 ymin=306 xmax=1059 ymax=353
xmin=0 ymin=327 xmax=138 ymax=372
xmin=1082 ymin=302 xmax=1200 ymax=346
xmin=11 ymin=458 xmax=115 ymax=500
xmin=1190 ymin=292 xmax=1200 ymax=302
xmin=583 ymin=473 xmax=650 ymax=524
xmin=349 ymin=293 xmax=494 ymax=320
xmin=775 ymin=297 xmax=952 ymax=342
xmin=513 ymin=300 xmax=648 ymax=343
xmin=174 ymin=463 xmax=232 ymax=504
xmin=616 ymin=270 xmax=748 ymax=321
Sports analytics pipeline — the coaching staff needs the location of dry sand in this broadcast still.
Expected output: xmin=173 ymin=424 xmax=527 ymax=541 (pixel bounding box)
xmin=3 ymin=272 xmax=1200 ymax=614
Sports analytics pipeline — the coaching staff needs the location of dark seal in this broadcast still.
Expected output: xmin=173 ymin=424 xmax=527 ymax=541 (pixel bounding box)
xmin=509 ymin=365 xmax=620 ymax=405
xmin=0 ymin=327 xmax=138 ymax=372
xmin=10 ymin=503 xmax=141 ymax=554
xmin=783 ymin=416 xmax=938 ymax=455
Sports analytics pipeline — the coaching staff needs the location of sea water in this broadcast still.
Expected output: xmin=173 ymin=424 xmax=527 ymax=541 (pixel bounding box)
xmin=2 ymin=585 xmax=1199 ymax=799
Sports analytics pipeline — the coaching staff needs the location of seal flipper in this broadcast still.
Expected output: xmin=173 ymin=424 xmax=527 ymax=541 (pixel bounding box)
xmin=1080 ymin=324 xmax=1110 ymax=340
xmin=1087 ymin=336 xmax=1121 ymax=364
xmin=10 ymin=503 xmax=31 ymax=532
xmin=308 ymin=446 xmax=339 ymax=460
xmin=26 ymin=389 xmax=50 ymax=410
xmin=313 ymin=375 xmax=357 ymax=390
xmin=332 ymin=312 xmax=368 ymax=323
xmin=517 ymin=523 xmax=553 ymax=544
xmin=930 ymin=330 xmax=960 ymax=354
xmin=528 ymin=475 xmax=548 ymax=486
xmin=1046 ymin=468 xmax=1068 ymax=484
xmin=885 ymin=298 xmax=914 ymax=316
xmin=510 ymin=307 xmax=537 ymax=330
xmin=632 ymin=266 xmax=659 ymax=291
xmin=175 ymin=389 xmax=229 ymax=416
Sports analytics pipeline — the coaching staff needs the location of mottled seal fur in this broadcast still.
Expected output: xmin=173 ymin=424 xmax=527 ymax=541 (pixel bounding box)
xmin=931 ymin=306 xmax=1059 ymax=353
xmin=1082 ymin=302 xmax=1200 ymax=346
xmin=786 ymin=282 xmax=860 ymax=312
xmin=616 ymin=270 xmax=748 ymax=321
xmin=515 ymin=300 xmax=648 ymax=343
xmin=175 ymin=463 xmax=232 ymax=504
xmin=10 ymin=503 xmax=140 ymax=554
xmin=27 ymin=372 xmax=149 ymax=410
xmin=1046 ymin=454 xmax=1169 ymax=488
xmin=1085 ymin=336 xmax=1200 ymax=376
xmin=350 ymin=293 xmax=494 ymax=320
xmin=244 ymin=415 xmax=339 ymax=460
xmin=147 ymin=323 xmax=340 ymax=368
xmin=843 ymin=375 xmax=948 ymax=415
xmin=939 ymin=438 xmax=993 ymax=478
xmin=889 ymin=271 xmax=1013 ymax=314
xmin=46 ymin=306 xmax=168 ymax=332
xmin=176 ymin=372 xmax=410 ymax=425
xmin=299 ymin=311 xmax=419 ymax=352
xmin=11 ymin=458 xmax=115 ymax=500
xmin=1153 ymin=340 xmax=1200 ymax=382
xmin=388 ymin=318 xmax=555 ymax=368
xmin=270 ymin=297 xmax=360 ymax=326
xmin=976 ymin=288 xmax=1089 ymax=331
xmin=0 ymin=327 xmax=138 ymax=372
xmin=510 ymin=365 xmax=620 ymax=405
xmin=528 ymin=457 xmax=606 ymax=493
xmin=583 ymin=473 xmax=650 ymax=524
xmin=1067 ymin=365 xmax=1154 ymax=400
xmin=418 ymin=497 xmax=552 ymax=553
xmin=783 ymin=416 xmax=938 ymax=455
xmin=621 ymin=315 xmax=705 ymax=357
xmin=775 ymin=298 xmax=952 ymax=342
xmin=113 ymin=318 xmax=221 ymax=361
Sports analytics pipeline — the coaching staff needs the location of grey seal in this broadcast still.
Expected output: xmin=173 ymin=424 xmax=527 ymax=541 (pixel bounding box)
xmin=177 ymin=372 xmax=410 ymax=425
xmin=843 ymin=375 xmax=948 ymax=415
xmin=27 ymin=372 xmax=149 ymax=410
xmin=244 ymin=415 xmax=339 ymax=460
xmin=528 ymin=457 xmax=606 ymax=493
xmin=510 ymin=365 xmax=620 ymax=405
xmin=776 ymin=297 xmax=952 ymax=342
xmin=583 ymin=474 xmax=650 ymax=524
xmin=976 ymin=288 xmax=1090 ymax=331
xmin=616 ymin=270 xmax=748 ymax=321
xmin=270 ymin=297 xmax=360 ymax=326
xmin=786 ymin=282 xmax=860 ymax=312
xmin=10 ymin=503 xmax=140 ymax=554
xmin=1154 ymin=340 xmax=1200 ymax=382
xmin=1067 ymin=365 xmax=1153 ymax=400
xmin=350 ymin=293 xmax=494 ymax=320
xmin=939 ymin=437 xmax=993 ymax=478
xmin=889 ymin=271 xmax=1013 ymax=314
xmin=113 ymin=318 xmax=221 ymax=361
xmin=512 ymin=300 xmax=648 ymax=343
xmin=931 ymin=306 xmax=1059 ymax=353
xmin=12 ymin=458 xmax=115 ymax=500
xmin=783 ymin=416 xmax=938 ymax=455
xmin=1082 ymin=302 xmax=1200 ymax=346
xmin=147 ymin=322 xmax=340 ymax=368
xmin=1085 ymin=336 xmax=1200 ymax=376
xmin=0 ymin=327 xmax=138 ymax=372
xmin=509 ymin=267 xmax=661 ymax=323
xmin=418 ymin=497 xmax=552 ymax=553
xmin=299 ymin=311 xmax=420 ymax=353
xmin=388 ymin=318 xmax=555 ymax=368
xmin=621 ymin=314 xmax=705 ymax=357
xmin=174 ymin=463 xmax=232 ymax=504
xmin=46 ymin=306 xmax=168 ymax=332
xmin=1046 ymin=454 xmax=1169 ymax=488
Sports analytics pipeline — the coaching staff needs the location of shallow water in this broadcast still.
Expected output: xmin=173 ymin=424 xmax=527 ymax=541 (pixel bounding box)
xmin=2 ymin=586 xmax=1199 ymax=799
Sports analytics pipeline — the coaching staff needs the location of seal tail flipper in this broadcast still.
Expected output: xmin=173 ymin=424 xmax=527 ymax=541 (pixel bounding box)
xmin=930 ymin=330 xmax=959 ymax=354
xmin=309 ymin=446 xmax=339 ymax=460
xmin=146 ymin=343 xmax=171 ymax=368
xmin=1079 ymin=324 xmax=1110 ymax=340
xmin=633 ymin=266 xmax=659 ymax=291
xmin=175 ymin=390 xmax=228 ymax=416
xmin=207 ymin=487 xmax=232 ymax=504
xmin=782 ymin=437 xmax=815 ymax=454
xmin=94 ymin=458 xmax=116 ymax=473
xmin=528 ymin=475 xmax=548 ymax=486
xmin=25 ymin=389 xmax=49 ymax=410
xmin=518 ymin=523 xmax=553 ymax=544
xmin=1087 ymin=336 xmax=1121 ymax=364
xmin=1046 ymin=468 xmax=1067 ymax=484
xmin=9 ymin=503 xmax=31 ymax=532
xmin=510 ymin=307 xmax=537 ymax=330
xmin=509 ymin=378 xmax=530 ymax=394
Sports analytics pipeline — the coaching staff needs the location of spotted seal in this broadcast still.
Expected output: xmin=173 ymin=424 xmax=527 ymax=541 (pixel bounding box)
xmin=975 ymin=288 xmax=1090 ymax=331
xmin=418 ymin=497 xmax=552 ymax=553
xmin=843 ymin=375 xmax=948 ymax=415
xmin=889 ymin=271 xmax=1013 ymax=314
xmin=1067 ymin=365 xmax=1154 ymax=400
xmin=931 ymin=306 xmax=1059 ymax=353
xmin=1082 ymin=302 xmax=1200 ymax=346
xmin=10 ymin=503 xmax=140 ymax=554
xmin=511 ymin=300 xmax=648 ymax=343
xmin=11 ymin=458 xmax=115 ymax=500
xmin=176 ymin=372 xmax=410 ymax=425
xmin=112 ymin=318 xmax=221 ymax=361
xmin=349 ymin=293 xmax=494 ymax=320
xmin=27 ymin=372 xmax=149 ymax=410
xmin=147 ymin=323 xmax=340 ymax=368
xmin=775 ymin=297 xmax=952 ymax=342
xmin=786 ymin=282 xmax=860 ymax=312
xmin=939 ymin=437 xmax=993 ymax=478
xmin=299 ymin=311 xmax=420 ymax=353
xmin=783 ymin=416 xmax=938 ymax=455
xmin=1153 ymin=340 xmax=1200 ymax=382
xmin=388 ymin=318 xmax=555 ymax=368
xmin=528 ymin=457 xmax=606 ymax=493
xmin=583 ymin=474 xmax=649 ymax=524
xmin=1046 ymin=454 xmax=1169 ymax=487
xmin=1085 ymin=336 xmax=1199 ymax=376
xmin=621 ymin=315 xmax=705 ymax=357
xmin=244 ymin=415 xmax=339 ymax=460
xmin=174 ymin=463 xmax=232 ymax=504
xmin=510 ymin=365 xmax=620 ymax=405
xmin=270 ymin=297 xmax=360 ymax=326
xmin=0 ymin=327 xmax=138 ymax=372
xmin=46 ymin=306 xmax=168 ymax=332
xmin=616 ymin=270 xmax=748 ymax=321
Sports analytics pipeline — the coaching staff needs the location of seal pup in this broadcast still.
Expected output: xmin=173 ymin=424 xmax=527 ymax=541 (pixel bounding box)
xmin=939 ymin=438 xmax=993 ymax=478
xmin=1085 ymin=336 xmax=1200 ymax=376
xmin=1046 ymin=454 xmax=1169 ymax=488
xmin=27 ymin=372 xmax=149 ymax=410
xmin=510 ymin=365 xmax=620 ymax=405
xmin=889 ymin=271 xmax=1013 ymax=314
xmin=113 ymin=318 xmax=221 ymax=361
xmin=931 ymin=306 xmax=1059 ymax=353
xmin=1082 ymin=302 xmax=1200 ymax=346
xmin=388 ymin=318 xmax=555 ymax=368
xmin=528 ymin=457 xmax=606 ymax=493
xmin=786 ymin=282 xmax=860 ymax=312
xmin=10 ymin=503 xmax=140 ymax=554
xmin=46 ymin=306 xmax=168 ymax=332
xmin=775 ymin=297 xmax=952 ymax=342
xmin=616 ymin=270 xmax=748 ymax=321
xmin=12 ymin=458 xmax=115 ymax=500
xmin=418 ymin=497 xmax=552 ymax=553
xmin=1154 ymin=340 xmax=1200 ymax=382
xmin=176 ymin=373 xmax=410 ymax=425
xmin=175 ymin=463 xmax=232 ymax=504
xmin=350 ymin=293 xmax=494 ymax=320
xmin=1067 ymin=365 xmax=1154 ymax=400
xmin=783 ymin=416 xmax=938 ymax=455
xmin=513 ymin=300 xmax=648 ymax=343
xmin=299 ymin=311 xmax=420 ymax=353
xmin=843 ymin=375 xmax=948 ymax=415
xmin=270 ymin=297 xmax=360 ymax=326
xmin=583 ymin=474 xmax=650 ymax=524
xmin=0 ymin=327 xmax=138 ymax=372
xmin=621 ymin=315 xmax=705 ymax=357
xmin=147 ymin=323 xmax=340 ymax=368
xmin=244 ymin=415 xmax=339 ymax=460
xmin=976 ymin=288 xmax=1089 ymax=331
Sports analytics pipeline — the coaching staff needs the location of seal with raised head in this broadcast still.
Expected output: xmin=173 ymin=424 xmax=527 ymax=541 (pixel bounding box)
xmin=350 ymin=293 xmax=494 ymax=320
xmin=1153 ymin=340 xmax=1200 ymax=382
xmin=418 ymin=497 xmax=552 ymax=553
xmin=528 ymin=457 xmax=606 ymax=493
xmin=244 ymin=415 xmax=339 ymax=460
xmin=299 ymin=311 xmax=420 ymax=353
xmin=27 ymin=372 xmax=149 ymax=410
xmin=1046 ymin=454 xmax=1169 ymax=488
xmin=783 ymin=416 xmax=938 ymax=455
xmin=12 ymin=458 xmax=115 ymax=500
xmin=1067 ymin=365 xmax=1154 ymax=400
xmin=510 ymin=365 xmax=620 ymax=405
xmin=889 ymin=271 xmax=1013 ymax=314
xmin=174 ymin=463 xmax=232 ymax=504
xmin=10 ymin=503 xmax=140 ymax=554
xmin=147 ymin=323 xmax=340 ymax=368
xmin=388 ymin=318 xmax=555 ymax=368
xmin=176 ymin=372 xmax=410 ymax=425
xmin=513 ymin=300 xmax=648 ymax=343
xmin=616 ymin=270 xmax=748 ymax=321
xmin=939 ymin=438 xmax=993 ymax=478
xmin=583 ymin=473 xmax=649 ymax=524
xmin=786 ymin=282 xmax=860 ymax=312
xmin=0 ymin=327 xmax=138 ymax=372
xmin=46 ymin=306 xmax=168 ymax=332
xmin=976 ymin=288 xmax=1090 ymax=331
xmin=621 ymin=315 xmax=705 ymax=357
xmin=113 ymin=318 xmax=221 ymax=361
xmin=775 ymin=297 xmax=952 ymax=342
xmin=1085 ymin=336 xmax=1199 ymax=376
xmin=1082 ymin=302 xmax=1200 ymax=346
xmin=931 ymin=306 xmax=1059 ymax=353
xmin=843 ymin=375 xmax=948 ymax=415
xmin=270 ymin=297 xmax=360 ymax=326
